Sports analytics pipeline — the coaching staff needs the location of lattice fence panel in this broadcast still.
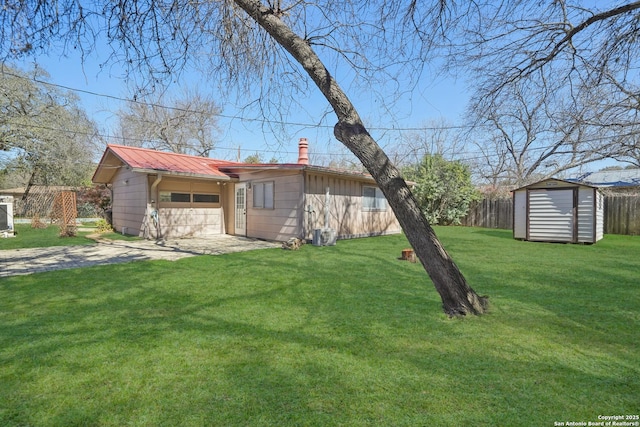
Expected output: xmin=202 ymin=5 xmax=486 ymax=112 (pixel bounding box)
xmin=51 ymin=191 xmax=77 ymax=236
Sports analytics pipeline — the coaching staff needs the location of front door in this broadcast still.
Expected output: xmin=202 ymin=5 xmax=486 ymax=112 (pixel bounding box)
xmin=235 ymin=183 xmax=247 ymax=236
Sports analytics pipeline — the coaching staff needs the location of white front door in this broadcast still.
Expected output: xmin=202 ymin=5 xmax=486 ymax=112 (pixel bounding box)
xmin=235 ymin=183 xmax=247 ymax=236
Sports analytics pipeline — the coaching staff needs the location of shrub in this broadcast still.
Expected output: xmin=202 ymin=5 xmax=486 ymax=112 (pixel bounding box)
xmin=95 ymin=218 xmax=113 ymax=233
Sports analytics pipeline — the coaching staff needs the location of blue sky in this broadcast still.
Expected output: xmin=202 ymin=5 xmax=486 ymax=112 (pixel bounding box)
xmin=11 ymin=13 xmax=622 ymax=174
xmin=16 ymin=45 xmax=470 ymax=165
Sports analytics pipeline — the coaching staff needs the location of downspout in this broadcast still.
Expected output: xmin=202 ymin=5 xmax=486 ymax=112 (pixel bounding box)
xmin=150 ymin=174 xmax=162 ymax=240
xmin=325 ymin=186 xmax=330 ymax=228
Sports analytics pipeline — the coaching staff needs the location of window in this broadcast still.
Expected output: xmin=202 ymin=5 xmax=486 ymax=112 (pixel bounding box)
xmin=159 ymin=191 xmax=191 ymax=203
xmin=363 ymin=186 xmax=387 ymax=211
xmin=253 ymin=181 xmax=274 ymax=209
xmin=193 ymin=194 xmax=220 ymax=203
xmin=159 ymin=190 xmax=220 ymax=207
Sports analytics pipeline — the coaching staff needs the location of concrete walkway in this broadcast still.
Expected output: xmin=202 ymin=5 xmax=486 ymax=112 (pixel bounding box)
xmin=0 ymin=235 xmax=280 ymax=278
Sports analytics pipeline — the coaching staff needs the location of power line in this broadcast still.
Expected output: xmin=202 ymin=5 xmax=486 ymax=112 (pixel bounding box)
xmin=9 ymin=120 xmax=640 ymax=165
xmin=0 ymin=67 xmax=479 ymax=132
xmin=3 ymin=67 xmax=640 ymax=165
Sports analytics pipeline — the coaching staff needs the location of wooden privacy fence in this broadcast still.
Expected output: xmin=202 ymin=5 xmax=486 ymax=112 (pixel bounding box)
xmin=604 ymin=195 xmax=640 ymax=235
xmin=460 ymin=198 xmax=513 ymax=230
xmin=460 ymin=194 xmax=640 ymax=236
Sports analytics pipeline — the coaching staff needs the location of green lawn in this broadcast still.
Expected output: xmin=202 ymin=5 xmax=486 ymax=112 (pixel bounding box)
xmin=0 ymin=224 xmax=139 ymax=250
xmin=1 ymin=227 xmax=638 ymax=426
xmin=0 ymin=224 xmax=97 ymax=249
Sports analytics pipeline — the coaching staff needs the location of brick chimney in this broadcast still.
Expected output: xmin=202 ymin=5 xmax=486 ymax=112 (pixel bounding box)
xmin=297 ymin=138 xmax=309 ymax=165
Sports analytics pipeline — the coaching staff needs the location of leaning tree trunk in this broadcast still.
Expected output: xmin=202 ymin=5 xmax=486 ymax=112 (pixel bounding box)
xmin=236 ymin=0 xmax=488 ymax=316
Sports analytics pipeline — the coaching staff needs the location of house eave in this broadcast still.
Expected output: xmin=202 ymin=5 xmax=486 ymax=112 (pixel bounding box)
xmin=131 ymin=168 xmax=236 ymax=182
xmin=221 ymin=163 xmax=379 ymax=183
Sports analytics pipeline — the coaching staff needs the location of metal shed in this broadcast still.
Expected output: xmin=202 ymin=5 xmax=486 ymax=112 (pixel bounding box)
xmin=512 ymin=178 xmax=604 ymax=244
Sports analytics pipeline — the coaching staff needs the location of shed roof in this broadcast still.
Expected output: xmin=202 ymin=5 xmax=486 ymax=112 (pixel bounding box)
xmin=513 ymin=177 xmax=599 ymax=192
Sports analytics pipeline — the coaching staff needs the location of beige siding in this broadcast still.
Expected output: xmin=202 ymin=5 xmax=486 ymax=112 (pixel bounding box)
xmin=112 ymin=168 xmax=148 ymax=236
xmin=241 ymin=171 xmax=304 ymax=241
xmin=304 ymin=172 xmax=401 ymax=239
xmin=224 ymin=183 xmax=236 ymax=235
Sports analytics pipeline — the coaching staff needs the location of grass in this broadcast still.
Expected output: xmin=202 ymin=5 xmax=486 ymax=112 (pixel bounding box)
xmin=0 ymin=224 xmax=140 ymax=250
xmin=0 ymin=224 xmax=97 ymax=249
xmin=0 ymin=227 xmax=638 ymax=426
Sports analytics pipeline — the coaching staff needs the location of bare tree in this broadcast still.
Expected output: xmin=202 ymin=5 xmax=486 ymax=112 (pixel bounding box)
xmin=424 ymin=1 xmax=640 ymax=174
xmin=117 ymin=91 xmax=221 ymax=157
xmin=388 ymin=120 xmax=467 ymax=168
xmin=0 ymin=0 xmax=489 ymax=316
xmin=468 ymin=79 xmax=620 ymax=187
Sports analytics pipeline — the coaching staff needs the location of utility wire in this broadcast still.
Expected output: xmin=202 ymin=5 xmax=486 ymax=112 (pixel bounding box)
xmin=3 ymin=68 xmax=639 ymax=165
xmin=0 ymin=67 xmax=480 ymax=132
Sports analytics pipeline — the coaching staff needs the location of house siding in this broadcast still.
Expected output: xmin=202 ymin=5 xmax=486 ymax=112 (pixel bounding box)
xmin=96 ymin=145 xmax=404 ymax=242
xmin=224 ymin=183 xmax=236 ymax=235
xmin=304 ymin=172 xmax=401 ymax=239
xmin=243 ymin=170 xmax=304 ymax=241
xmin=111 ymin=168 xmax=148 ymax=236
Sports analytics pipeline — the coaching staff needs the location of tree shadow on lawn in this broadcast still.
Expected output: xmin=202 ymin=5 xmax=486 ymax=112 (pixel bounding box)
xmin=0 ymin=255 xmax=442 ymax=424
xmin=1 ymin=254 xmax=638 ymax=425
xmin=458 ymin=249 xmax=639 ymax=348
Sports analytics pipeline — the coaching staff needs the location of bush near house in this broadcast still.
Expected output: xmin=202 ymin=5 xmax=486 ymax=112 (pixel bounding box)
xmin=77 ymin=185 xmax=111 ymax=218
xmin=403 ymin=154 xmax=480 ymax=225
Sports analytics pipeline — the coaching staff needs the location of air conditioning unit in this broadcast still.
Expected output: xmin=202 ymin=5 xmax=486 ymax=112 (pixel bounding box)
xmin=312 ymin=228 xmax=337 ymax=246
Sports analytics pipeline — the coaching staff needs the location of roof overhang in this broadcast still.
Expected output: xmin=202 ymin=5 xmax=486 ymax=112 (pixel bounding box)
xmin=92 ymin=150 xmax=123 ymax=184
xmin=130 ymin=168 xmax=235 ymax=182
xmin=221 ymin=163 xmax=379 ymax=183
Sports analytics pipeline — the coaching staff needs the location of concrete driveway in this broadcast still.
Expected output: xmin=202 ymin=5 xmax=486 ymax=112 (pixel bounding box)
xmin=0 ymin=235 xmax=280 ymax=278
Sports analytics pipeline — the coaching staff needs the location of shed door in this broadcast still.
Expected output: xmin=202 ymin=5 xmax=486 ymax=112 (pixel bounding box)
xmin=528 ymin=189 xmax=576 ymax=242
xmin=234 ymin=183 xmax=247 ymax=236
xmin=0 ymin=204 xmax=7 ymax=229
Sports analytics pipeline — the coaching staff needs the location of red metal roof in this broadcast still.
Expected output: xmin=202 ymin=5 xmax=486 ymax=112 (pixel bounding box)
xmin=106 ymin=144 xmax=239 ymax=179
xmin=93 ymin=144 xmax=379 ymax=184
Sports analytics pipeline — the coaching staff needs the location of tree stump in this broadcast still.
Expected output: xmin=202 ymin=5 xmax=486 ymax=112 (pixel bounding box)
xmin=401 ymin=249 xmax=416 ymax=262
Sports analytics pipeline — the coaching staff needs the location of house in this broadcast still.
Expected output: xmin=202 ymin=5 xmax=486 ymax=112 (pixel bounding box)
xmin=512 ymin=178 xmax=604 ymax=244
xmin=92 ymin=139 xmax=402 ymax=242
xmin=570 ymin=168 xmax=640 ymax=192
